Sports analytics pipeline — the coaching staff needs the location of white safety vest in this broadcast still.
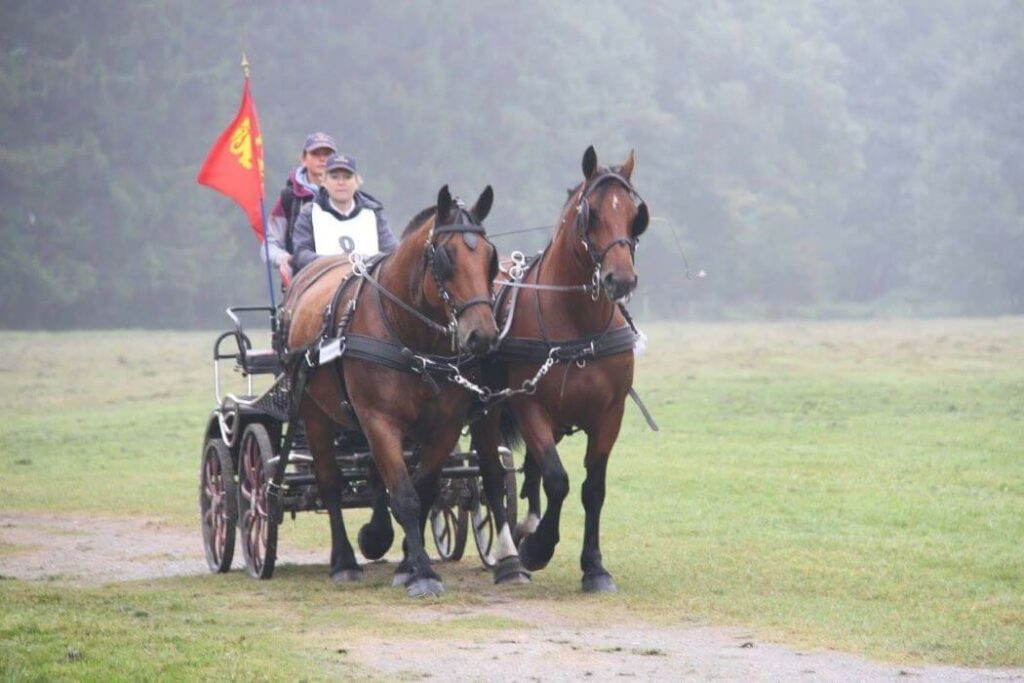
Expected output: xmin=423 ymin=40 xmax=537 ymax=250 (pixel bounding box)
xmin=311 ymin=203 xmax=380 ymax=257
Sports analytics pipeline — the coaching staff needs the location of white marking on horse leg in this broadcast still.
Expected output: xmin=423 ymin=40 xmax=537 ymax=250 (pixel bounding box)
xmin=496 ymin=523 xmax=518 ymax=560
xmin=521 ymin=513 xmax=540 ymax=535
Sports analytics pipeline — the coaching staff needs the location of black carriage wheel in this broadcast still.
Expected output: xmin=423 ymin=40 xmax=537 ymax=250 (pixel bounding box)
xmin=430 ymin=499 xmax=468 ymax=561
xmin=199 ymin=438 xmax=236 ymax=573
xmin=471 ymin=449 xmax=519 ymax=569
xmin=238 ymin=423 xmax=278 ymax=579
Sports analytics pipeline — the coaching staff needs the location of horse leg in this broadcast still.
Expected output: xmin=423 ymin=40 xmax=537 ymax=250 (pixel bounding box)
xmin=471 ymin=412 xmax=530 ymax=584
xmin=392 ymin=464 xmax=441 ymax=587
xmin=357 ymin=461 xmax=395 ymax=561
xmin=514 ymin=452 xmax=542 ymax=544
xmin=515 ymin=406 xmax=567 ymax=572
xmin=302 ymin=401 xmax=362 ymax=584
xmin=364 ymin=419 xmax=443 ymax=598
xmin=579 ymin=404 xmax=625 ymax=593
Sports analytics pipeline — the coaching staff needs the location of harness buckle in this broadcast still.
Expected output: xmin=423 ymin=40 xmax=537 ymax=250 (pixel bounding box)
xmin=509 ymin=250 xmax=526 ymax=280
xmin=349 ymin=252 xmax=367 ymax=277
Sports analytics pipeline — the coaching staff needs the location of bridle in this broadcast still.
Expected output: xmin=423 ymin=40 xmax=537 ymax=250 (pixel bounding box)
xmin=354 ymin=210 xmax=497 ymax=351
xmin=497 ymin=171 xmax=649 ymax=302
xmin=426 ymin=216 xmax=497 ymax=325
xmin=573 ymin=171 xmax=647 ymax=271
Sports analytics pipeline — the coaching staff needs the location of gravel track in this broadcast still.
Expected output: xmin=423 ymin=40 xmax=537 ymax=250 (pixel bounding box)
xmin=1 ymin=511 xmax=1020 ymax=682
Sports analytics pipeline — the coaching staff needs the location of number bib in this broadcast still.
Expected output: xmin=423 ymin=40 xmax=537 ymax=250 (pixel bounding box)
xmin=311 ymin=203 xmax=380 ymax=257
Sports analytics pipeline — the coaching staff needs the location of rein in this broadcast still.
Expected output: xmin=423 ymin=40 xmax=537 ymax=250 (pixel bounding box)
xmin=353 ymin=254 xmax=450 ymax=337
xmin=353 ymin=220 xmax=495 ymax=344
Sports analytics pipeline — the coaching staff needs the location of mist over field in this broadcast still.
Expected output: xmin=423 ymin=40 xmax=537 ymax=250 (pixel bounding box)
xmin=1 ymin=1 xmax=1021 ymax=328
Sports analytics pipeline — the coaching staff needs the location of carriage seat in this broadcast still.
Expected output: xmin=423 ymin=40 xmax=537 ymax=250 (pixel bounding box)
xmin=240 ymin=349 xmax=282 ymax=376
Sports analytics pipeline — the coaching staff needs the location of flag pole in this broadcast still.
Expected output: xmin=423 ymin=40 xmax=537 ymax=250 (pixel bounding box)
xmin=243 ymin=52 xmax=277 ymax=312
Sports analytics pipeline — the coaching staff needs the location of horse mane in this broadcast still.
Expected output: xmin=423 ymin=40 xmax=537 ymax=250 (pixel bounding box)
xmin=401 ymin=206 xmax=437 ymax=238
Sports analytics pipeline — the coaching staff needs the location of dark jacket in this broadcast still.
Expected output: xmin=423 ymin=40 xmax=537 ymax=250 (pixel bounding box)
xmin=292 ymin=186 xmax=398 ymax=272
xmin=262 ymin=167 xmax=318 ymax=268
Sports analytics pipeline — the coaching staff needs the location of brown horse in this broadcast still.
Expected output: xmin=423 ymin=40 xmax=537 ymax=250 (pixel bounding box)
xmin=284 ymin=185 xmax=499 ymax=597
xmin=471 ymin=146 xmax=648 ymax=591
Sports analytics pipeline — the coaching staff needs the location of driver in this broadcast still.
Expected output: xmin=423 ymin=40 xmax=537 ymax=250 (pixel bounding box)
xmin=291 ymin=153 xmax=398 ymax=274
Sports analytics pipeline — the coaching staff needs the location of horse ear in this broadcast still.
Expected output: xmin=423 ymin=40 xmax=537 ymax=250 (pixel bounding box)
xmin=436 ymin=184 xmax=453 ymax=222
xmin=621 ymin=149 xmax=636 ymax=181
xmin=582 ymin=145 xmax=598 ymax=180
xmin=471 ymin=185 xmax=494 ymax=223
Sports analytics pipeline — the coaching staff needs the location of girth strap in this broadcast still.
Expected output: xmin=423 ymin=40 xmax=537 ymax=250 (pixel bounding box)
xmin=343 ymin=334 xmax=478 ymax=376
xmin=495 ymin=325 xmax=637 ymax=364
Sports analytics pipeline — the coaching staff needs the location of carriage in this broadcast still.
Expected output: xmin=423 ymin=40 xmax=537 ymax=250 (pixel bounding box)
xmin=196 ymin=147 xmax=649 ymax=595
xmin=197 ymin=304 xmax=518 ymax=579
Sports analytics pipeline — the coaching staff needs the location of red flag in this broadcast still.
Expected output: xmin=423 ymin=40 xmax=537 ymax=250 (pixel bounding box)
xmin=197 ymin=79 xmax=266 ymax=240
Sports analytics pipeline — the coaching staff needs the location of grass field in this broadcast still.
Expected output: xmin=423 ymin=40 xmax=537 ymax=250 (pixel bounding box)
xmin=1 ymin=318 xmax=1022 ymax=677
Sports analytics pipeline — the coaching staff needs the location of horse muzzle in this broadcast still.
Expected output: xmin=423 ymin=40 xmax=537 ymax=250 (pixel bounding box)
xmin=601 ymin=270 xmax=638 ymax=303
xmin=457 ymin=310 xmax=499 ymax=357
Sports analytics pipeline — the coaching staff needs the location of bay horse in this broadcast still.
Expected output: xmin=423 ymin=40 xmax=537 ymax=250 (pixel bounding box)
xmin=471 ymin=146 xmax=648 ymax=591
xmin=283 ymin=185 xmax=500 ymax=597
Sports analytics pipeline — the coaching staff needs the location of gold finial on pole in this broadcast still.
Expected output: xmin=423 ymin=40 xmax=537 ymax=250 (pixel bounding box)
xmin=241 ymin=52 xmax=250 ymax=80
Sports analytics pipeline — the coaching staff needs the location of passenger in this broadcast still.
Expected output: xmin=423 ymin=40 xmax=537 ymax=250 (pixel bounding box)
xmin=291 ymin=153 xmax=398 ymax=274
xmin=262 ymin=131 xmax=338 ymax=286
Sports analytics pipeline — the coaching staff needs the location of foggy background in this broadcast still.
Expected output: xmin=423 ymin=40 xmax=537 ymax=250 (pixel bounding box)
xmin=1 ymin=1 xmax=1021 ymax=329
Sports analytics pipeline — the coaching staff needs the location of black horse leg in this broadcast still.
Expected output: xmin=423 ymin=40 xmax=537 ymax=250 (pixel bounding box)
xmin=472 ymin=414 xmax=530 ymax=584
xmin=392 ymin=465 xmax=441 ymax=587
xmin=580 ymin=453 xmax=615 ymax=593
xmin=365 ymin=423 xmax=443 ymax=597
xmin=302 ymin=404 xmax=362 ymax=584
xmin=514 ymin=452 xmax=543 ymax=543
xmin=579 ymin=408 xmax=624 ymax=593
xmin=357 ymin=462 xmax=395 ymax=561
xmin=516 ymin=410 xmax=568 ymax=572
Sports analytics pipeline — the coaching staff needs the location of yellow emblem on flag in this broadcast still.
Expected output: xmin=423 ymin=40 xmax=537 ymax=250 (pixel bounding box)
xmin=230 ymin=117 xmax=254 ymax=170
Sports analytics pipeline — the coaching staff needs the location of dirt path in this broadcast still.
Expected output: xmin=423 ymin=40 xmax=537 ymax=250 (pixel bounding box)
xmin=1 ymin=511 xmax=1020 ymax=682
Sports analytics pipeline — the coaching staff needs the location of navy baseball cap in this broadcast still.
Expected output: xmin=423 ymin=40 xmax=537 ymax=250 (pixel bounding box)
xmin=303 ymin=131 xmax=337 ymax=153
xmin=325 ymin=153 xmax=357 ymax=174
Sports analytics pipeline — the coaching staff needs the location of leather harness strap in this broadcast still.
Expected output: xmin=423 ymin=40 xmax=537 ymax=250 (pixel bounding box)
xmin=495 ymin=326 xmax=637 ymax=365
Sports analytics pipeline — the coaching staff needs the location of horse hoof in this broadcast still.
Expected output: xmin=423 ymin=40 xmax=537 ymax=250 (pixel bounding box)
xmin=494 ymin=556 xmax=531 ymax=585
xmin=392 ymin=571 xmax=412 ymax=587
xmin=357 ymin=523 xmax=394 ymax=561
xmin=582 ymin=572 xmax=617 ymax=594
xmin=517 ymin=536 xmax=550 ymax=572
xmin=406 ymin=577 xmax=444 ymax=598
xmin=331 ymin=567 xmax=364 ymax=585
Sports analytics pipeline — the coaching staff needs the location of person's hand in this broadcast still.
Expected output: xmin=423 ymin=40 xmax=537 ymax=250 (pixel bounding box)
xmin=278 ymin=256 xmax=293 ymax=287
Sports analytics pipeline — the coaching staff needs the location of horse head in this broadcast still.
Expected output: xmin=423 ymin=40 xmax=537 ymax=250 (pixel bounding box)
xmin=571 ymin=146 xmax=648 ymax=302
xmin=420 ymin=185 xmax=500 ymax=356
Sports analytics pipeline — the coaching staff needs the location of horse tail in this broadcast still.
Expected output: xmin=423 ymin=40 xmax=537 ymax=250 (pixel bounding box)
xmin=498 ymin=407 xmax=523 ymax=451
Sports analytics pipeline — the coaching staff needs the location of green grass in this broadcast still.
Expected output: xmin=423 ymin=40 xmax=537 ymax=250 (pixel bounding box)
xmin=0 ymin=566 xmax=528 ymax=681
xmin=1 ymin=319 xmax=1022 ymax=673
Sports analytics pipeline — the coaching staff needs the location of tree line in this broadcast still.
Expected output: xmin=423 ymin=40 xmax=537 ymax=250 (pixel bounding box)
xmin=1 ymin=0 xmax=1020 ymax=328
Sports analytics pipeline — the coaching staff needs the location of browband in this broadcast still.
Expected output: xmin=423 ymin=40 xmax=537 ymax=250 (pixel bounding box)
xmin=433 ymin=223 xmax=487 ymax=236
